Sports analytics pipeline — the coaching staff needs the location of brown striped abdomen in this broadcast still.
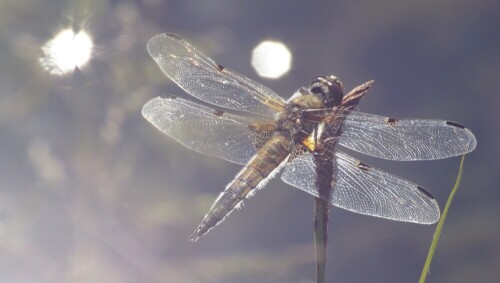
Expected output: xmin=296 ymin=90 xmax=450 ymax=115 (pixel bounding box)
xmin=189 ymin=133 xmax=291 ymax=241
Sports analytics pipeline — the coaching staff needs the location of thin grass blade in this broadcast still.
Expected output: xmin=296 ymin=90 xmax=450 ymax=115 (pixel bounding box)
xmin=419 ymin=155 xmax=466 ymax=283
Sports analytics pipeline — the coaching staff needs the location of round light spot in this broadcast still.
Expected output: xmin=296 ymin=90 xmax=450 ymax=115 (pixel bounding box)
xmin=40 ymin=28 xmax=93 ymax=75
xmin=251 ymin=40 xmax=292 ymax=79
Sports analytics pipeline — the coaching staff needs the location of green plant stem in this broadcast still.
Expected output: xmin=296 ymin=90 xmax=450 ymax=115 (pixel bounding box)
xmin=419 ymin=155 xmax=466 ymax=283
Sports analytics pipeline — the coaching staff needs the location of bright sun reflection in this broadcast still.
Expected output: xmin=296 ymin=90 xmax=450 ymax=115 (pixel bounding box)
xmin=40 ymin=28 xmax=93 ymax=75
xmin=251 ymin=40 xmax=292 ymax=79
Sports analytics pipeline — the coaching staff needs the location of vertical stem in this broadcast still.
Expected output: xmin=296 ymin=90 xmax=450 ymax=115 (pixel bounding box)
xmin=314 ymin=197 xmax=329 ymax=283
xmin=314 ymin=156 xmax=334 ymax=283
xmin=419 ymin=155 xmax=466 ymax=283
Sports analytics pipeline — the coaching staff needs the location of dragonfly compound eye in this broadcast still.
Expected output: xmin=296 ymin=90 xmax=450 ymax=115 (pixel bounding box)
xmin=309 ymin=75 xmax=344 ymax=107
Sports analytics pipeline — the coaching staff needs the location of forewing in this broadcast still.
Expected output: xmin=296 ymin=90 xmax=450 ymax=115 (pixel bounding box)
xmin=338 ymin=111 xmax=477 ymax=161
xmin=281 ymin=151 xmax=440 ymax=224
xmin=147 ymin=33 xmax=285 ymax=118
xmin=142 ymin=96 xmax=273 ymax=165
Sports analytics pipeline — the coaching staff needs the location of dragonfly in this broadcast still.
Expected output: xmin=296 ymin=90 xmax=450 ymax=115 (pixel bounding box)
xmin=142 ymin=33 xmax=477 ymax=242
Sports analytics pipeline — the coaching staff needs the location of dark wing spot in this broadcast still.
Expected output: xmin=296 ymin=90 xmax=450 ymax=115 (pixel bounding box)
xmin=385 ymin=117 xmax=399 ymax=125
xmin=417 ymin=186 xmax=435 ymax=199
xmin=165 ymin=33 xmax=182 ymax=40
xmin=216 ymin=63 xmax=225 ymax=72
xmin=446 ymin=121 xmax=465 ymax=129
xmin=161 ymin=95 xmax=177 ymax=99
xmin=213 ymin=110 xmax=224 ymax=117
xmin=356 ymin=161 xmax=371 ymax=171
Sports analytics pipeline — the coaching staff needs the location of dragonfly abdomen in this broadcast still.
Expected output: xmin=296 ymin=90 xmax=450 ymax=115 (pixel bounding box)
xmin=189 ymin=133 xmax=291 ymax=241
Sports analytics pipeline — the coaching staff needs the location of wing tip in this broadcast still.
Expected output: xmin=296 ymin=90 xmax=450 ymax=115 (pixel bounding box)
xmin=147 ymin=32 xmax=184 ymax=56
xmin=141 ymin=96 xmax=170 ymax=119
xmin=446 ymin=121 xmax=478 ymax=153
xmin=465 ymin=127 xmax=478 ymax=152
xmin=425 ymin=203 xmax=441 ymax=224
xmin=141 ymin=98 xmax=156 ymax=119
xmin=148 ymin=32 xmax=182 ymax=43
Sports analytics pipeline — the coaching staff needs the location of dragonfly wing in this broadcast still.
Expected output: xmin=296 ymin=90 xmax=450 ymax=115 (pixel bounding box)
xmin=281 ymin=151 xmax=440 ymax=224
xmin=147 ymin=33 xmax=286 ymax=118
xmin=338 ymin=111 xmax=477 ymax=161
xmin=281 ymin=150 xmax=319 ymax=198
xmin=333 ymin=151 xmax=440 ymax=223
xmin=142 ymin=96 xmax=274 ymax=165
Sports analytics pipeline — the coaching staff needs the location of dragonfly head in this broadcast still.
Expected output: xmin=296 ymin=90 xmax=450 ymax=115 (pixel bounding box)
xmin=309 ymin=75 xmax=344 ymax=107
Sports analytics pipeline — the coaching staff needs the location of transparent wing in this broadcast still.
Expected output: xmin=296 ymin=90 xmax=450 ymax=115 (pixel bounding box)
xmin=338 ymin=111 xmax=477 ymax=161
xmin=142 ymin=96 xmax=274 ymax=165
xmin=281 ymin=150 xmax=440 ymax=224
xmin=147 ymin=33 xmax=286 ymax=118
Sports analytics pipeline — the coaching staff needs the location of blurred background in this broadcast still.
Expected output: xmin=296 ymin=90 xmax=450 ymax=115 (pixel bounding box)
xmin=0 ymin=0 xmax=498 ymax=282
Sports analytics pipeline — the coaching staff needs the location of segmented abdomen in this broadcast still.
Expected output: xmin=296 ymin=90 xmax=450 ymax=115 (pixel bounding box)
xmin=189 ymin=133 xmax=291 ymax=241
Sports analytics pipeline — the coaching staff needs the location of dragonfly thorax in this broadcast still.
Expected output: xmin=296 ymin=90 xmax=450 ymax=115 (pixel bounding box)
xmin=275 ymin=90 xmax=325 ymax=140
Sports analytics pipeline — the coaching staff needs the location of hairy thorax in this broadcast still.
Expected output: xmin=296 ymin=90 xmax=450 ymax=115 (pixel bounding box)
xmin=275 ymin=90 xmax=326 ymax=140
